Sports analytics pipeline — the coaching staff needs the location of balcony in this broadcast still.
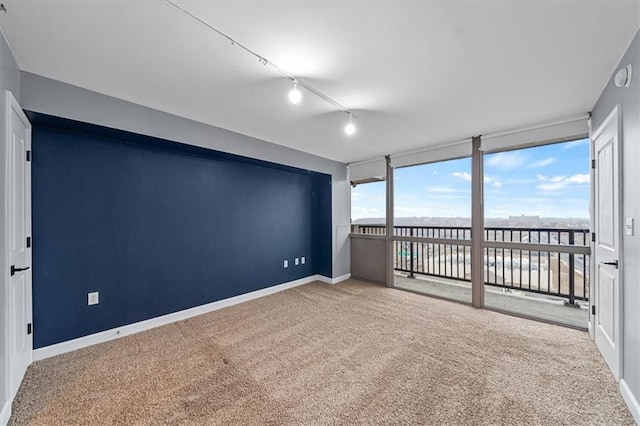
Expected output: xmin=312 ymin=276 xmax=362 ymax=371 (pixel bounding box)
xmin=352 ymin=224 xmax=590 ymax=328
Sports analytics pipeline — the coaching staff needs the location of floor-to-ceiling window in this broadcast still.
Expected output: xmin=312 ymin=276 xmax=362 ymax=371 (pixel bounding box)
xmin=348 ymin=123 xmax=591 ymax=329
xmin=482 ymin=139 xmax=591 ymax=328
xmin=392 ymin=157 xmax=472 ymax=304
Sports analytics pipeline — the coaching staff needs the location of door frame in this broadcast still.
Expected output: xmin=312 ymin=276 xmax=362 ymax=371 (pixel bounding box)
xmin=589 ymin=104 xmax=623 ymax=380
xmin=3 ymin=90 xmax=33 ymax=404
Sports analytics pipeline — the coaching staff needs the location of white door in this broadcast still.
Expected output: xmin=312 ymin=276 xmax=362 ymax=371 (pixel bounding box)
xmin=5 ymin=91 xmax=32 ymax=400
xmin=592 ymin=106 xmax=621 ymax=380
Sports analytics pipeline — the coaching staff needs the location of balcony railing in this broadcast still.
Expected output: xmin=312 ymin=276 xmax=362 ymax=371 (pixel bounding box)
xmin=352 ymin=224 xmax=590 ymax=304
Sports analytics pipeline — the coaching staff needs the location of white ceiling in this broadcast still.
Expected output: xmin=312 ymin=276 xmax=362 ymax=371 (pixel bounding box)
xmin=1 ymin=1 xmax=638 ymax=164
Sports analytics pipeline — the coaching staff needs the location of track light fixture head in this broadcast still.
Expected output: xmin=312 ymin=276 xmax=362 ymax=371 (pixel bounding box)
xmin=288 ymin=80 xmax=302 ymax=105
xmin=345 ymin=114 xmax=356 ymax=136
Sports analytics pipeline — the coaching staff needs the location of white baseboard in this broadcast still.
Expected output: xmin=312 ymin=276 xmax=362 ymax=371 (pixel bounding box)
xmin=620 ymin=379 xmax=640 ymax=424
xmin=317 ymin=273 xmax=351 ymax=285
xmin=34 ymin=274 xmax=334 ymax=362
xmin=0 ymin=400 xmax=10 ymax=426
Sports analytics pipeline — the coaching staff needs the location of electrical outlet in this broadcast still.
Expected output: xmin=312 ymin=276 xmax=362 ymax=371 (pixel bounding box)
xmin=88 ymin=291 xmax=99 ymax=306
xmin=301 ymin=257 xmax=305 ymax=264
xmin=295 ymin=258 xmax=299 ymax=265
xmin=283 ymin=260 xmax=288 ymax=268
xmin=625 ymin=218 xmax=634 ymax=236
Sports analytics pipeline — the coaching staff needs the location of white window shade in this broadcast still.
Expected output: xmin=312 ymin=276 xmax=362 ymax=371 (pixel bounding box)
xmin=349 ymin=158 xmax=386 ymax=185
xmin=391 ymin=140 xmax=472 ymax=168
xmin=480 ymin=115 xmax=589 ymax=153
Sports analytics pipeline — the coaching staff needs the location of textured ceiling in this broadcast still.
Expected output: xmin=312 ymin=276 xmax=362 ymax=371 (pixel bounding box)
xmin=1 ymin=1 xmax=638 ymax=163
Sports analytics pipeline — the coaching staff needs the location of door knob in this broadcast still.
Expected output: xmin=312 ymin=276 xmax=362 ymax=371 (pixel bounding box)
xmin=601 ymin=260 xmax=619 ymax=269
xmin=10 ymin=265 xmax=30 ymax=276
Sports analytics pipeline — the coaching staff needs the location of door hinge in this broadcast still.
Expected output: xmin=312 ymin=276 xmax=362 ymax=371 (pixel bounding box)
xmin=26 ymin=236 xmax=31 ymax=248
xmin=26 ymin=150 xmax=31 ymax=162
xmin=27 ymin=323 xmax=32 ymax=335
xmin=591 ymin=232 xmax=596 ymax=242
xmin=591 ymin=305 xmax=596 ymax=315
xmin=591 ymin=159 xmax=596 ymax=169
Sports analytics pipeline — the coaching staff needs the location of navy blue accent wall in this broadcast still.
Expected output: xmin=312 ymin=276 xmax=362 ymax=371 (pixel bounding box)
xmin=28 ymin=112 xmax=332 ymax=349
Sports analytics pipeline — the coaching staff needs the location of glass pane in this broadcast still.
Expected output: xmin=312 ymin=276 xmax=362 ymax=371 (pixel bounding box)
xmin=393 ymin=158 xmax=472 ymax=304
xmin=351 ymin=181 xmax=386 ymax=234
xmin=483 ymin=139 xmax=590 ymax=328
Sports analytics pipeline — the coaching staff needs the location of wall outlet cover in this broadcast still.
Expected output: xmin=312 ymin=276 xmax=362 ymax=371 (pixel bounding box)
xmin=301 ymin=257 xmax=306 ymax=264
xmin=295 ymin=258 xmax=299 ymax=265
xmin=625 ymin=217 xmax=634 ymax=236
xmin=88 ymin=291 xmax=99 ymax=305
xmin=283 ymin=260 xmax=288 ymax=268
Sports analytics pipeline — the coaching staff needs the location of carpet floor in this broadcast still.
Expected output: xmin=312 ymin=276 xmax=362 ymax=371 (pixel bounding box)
xmin=9 ymin=279 xmax=634 ymax=425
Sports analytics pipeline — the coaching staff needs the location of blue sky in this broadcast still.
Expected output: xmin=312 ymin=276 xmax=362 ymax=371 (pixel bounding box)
xmin=351 ymin=138 xmax=590 ymax=220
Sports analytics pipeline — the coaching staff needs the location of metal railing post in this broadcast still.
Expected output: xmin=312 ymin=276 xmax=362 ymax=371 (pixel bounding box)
xmin=409 ymin=227 xmax=415 ymax=278
xmin=568 ymin=230 xmax=576 ymax=305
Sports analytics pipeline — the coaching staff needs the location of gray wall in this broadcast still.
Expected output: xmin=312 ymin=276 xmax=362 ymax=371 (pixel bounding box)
xmin=20 ymin=72 xmax=351 ymax=280
xmin=350 ymin=235 xmax=386 ymax=285
xmin=591 ymin=29 xmax=640 ymax=414
xmin=0 ymin=29 xmax=21 ymax=420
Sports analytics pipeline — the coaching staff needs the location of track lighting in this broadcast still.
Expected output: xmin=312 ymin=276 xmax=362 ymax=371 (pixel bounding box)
xmin=166 ymin=0 xmax=358 ymax=134
xmin=345 ymin=114 xmax=356 ymax=136
xmin=288 ymin=80 xmax=302 ymax=105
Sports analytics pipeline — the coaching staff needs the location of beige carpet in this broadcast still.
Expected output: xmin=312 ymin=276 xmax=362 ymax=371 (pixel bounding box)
xmin=9 ymin=279 xmax=634 ymax=425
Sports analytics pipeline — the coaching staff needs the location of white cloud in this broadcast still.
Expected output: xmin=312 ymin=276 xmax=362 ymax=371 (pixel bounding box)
xmin=566 ymin=174 xmax=590 ymax=184
xmin=537 ymin=175 xmax=564 ymax=182
xmin=486 ymin=152 xmax=527 ymax=170
xmin=536 ymin=173 xmax=590 ymax=191
xmin=563 ymin=139 xmax=589 ymax=150
xmin=527 ymin=157 xmax=556 ymax=168
xmin=452 ymin=172 xmax=471 ymax=182
xmin=484 ymin=175 xmax=502 ymax=187
xmin=453 ymin=171 xmax=501 ymax=187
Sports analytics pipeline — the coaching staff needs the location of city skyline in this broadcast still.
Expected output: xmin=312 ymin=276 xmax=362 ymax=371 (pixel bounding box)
xmin=351 ymin=138 xmax=590 ymax=221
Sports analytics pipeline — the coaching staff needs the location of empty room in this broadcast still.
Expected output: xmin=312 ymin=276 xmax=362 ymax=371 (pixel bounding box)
xmin=1 ymin=1 xmax=639 ymax=424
